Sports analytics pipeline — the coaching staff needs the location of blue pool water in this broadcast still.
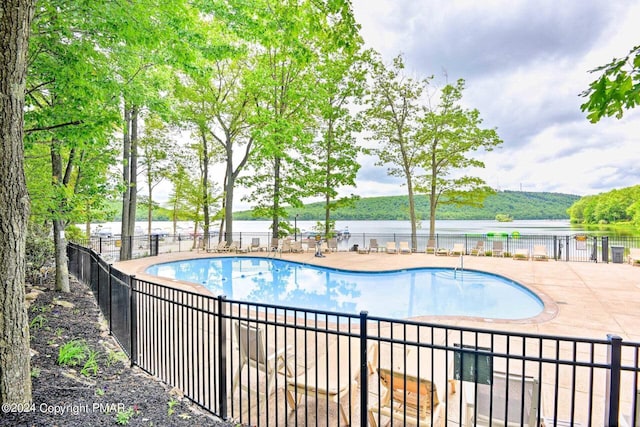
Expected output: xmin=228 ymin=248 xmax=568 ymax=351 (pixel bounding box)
xmin=145 ymin=257 xmax=544 ymax=320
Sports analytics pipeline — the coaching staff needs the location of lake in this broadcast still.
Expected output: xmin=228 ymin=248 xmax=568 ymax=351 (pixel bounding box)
xmin=86 ymin=219 xmax=635 ymax=237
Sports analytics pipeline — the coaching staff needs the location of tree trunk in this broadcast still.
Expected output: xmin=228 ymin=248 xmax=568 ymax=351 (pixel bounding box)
xmin=0 ymin=0 xmax=35 ymax=405
xmin=52 ymin=219 xmax=70 ymax=292
xmin=224 ymin=143 xmax=234 ymax=243
xmin=127 ymin=106 xmax=138 ymax=247
xmin=201 ymin=128 xmax=211 ymax=247
xmin=407 ymin=179 xmax=417 ymax=251
xmin=120 ymin=106 xmax=132 ymax=260
xmin=50 ymin=142 xmax=70 ymax=292
xmin=271 ymin=157 xmax=281 ymax=240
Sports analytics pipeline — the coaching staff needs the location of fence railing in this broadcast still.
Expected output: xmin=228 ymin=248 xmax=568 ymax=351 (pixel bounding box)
xmin=77 ymin=232 xmax=640 ymax=265
xmin=67 ymin=242 xmax=640 ymax=426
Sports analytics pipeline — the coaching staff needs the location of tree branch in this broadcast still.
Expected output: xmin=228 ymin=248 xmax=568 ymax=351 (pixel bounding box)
xmin=25 ymin=120 xmax=84 ymax=134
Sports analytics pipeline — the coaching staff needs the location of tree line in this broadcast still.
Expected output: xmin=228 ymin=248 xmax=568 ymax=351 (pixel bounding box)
xmin=567 ymin=185 xmax=640 ymax=226
xmin=235 ymin=191 xmax=579 ymax=221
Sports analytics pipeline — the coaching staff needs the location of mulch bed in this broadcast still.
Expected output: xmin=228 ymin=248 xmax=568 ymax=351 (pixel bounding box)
xmin=1 ymin=275 xmax=238 ymax=427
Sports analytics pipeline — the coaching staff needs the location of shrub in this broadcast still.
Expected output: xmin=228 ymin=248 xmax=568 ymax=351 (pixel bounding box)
xmin=25 ymin=221 xmax=55 ymax=282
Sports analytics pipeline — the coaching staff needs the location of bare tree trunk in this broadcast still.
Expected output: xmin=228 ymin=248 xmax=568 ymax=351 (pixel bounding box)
xmin=52 ymin=219 xmax=70 ymax=292
xmin=127 ymin=106 xmax=138 ymax=242
xmin=50 ymin=143 xmax=70 ymax=292
xmin=201 ymin=129 xmax=211 ymax=248
xmin=120 ymin=106 xmax=132 ymax=260
xmin=271 ymin=157 xmax=281 ymax=240
xmin=0 ymin=0 xmax=35 ymax=405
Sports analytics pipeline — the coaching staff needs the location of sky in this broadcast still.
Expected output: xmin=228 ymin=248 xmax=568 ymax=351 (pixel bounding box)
xmin=348 ymin=0 xmax=640 ymax=199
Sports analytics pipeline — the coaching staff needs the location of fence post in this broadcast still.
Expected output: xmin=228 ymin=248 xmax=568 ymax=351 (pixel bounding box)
xmin=108 ymin=263 xmax=113 ymax=335
xmin=359 ymin=311 xmax=369 ymax=426
xmin=217 ymin=295 xmax=228 ymax=420
xmin=565 ymin=236 xmax=570 ymax=261
xmin=129 ymin=275 xmax=137 ymax=368
xmin=603 ymin=236 xmax=609 ymax=263
xmin=605 ymin=334 xmax=622 ymax=426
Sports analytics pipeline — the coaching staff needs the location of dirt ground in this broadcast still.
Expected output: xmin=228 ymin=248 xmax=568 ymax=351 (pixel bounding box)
xmin=1 ymin=276 xmax=238 ymax=427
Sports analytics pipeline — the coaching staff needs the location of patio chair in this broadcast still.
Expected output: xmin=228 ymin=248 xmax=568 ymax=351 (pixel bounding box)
xmin=281 ymin=238 xmax=292 ymax=253
xmin=513 ymin=248 xmax=529 ymax=260
xmin=328 ymin=237 xmax=338 ymax=252
xmin=470 ymin=241 xmax=485 ymax=256
xmin=450 ymin=243 xmax=465 ymax=256
xmin=271 ymin=237 xmax=280 ymax=252
xmin=232 ymin=321 xmax=293 ymax=400
xmin=285 ymin=335 xmax=360 ymax=426
xmin=426 ymin=238 xmax=436 ymax=254
xmin=492 ymin=241 xmax=504 ymax=257
xmin=250 ymin=237 xmax=265 ymax=252
xmin=532 ymin=245 xmax=549 ymax=261
xmin=209 ymin=240 xmax=229 ymax=253
xmin=399 ymin=241 xmax=412 ymax=254
xmin=386 ymin=241 xmax=398 ymax=254
xmin=359 ymin=238 xmax=379 ymax=254
xmin=628 ymin=248 xmax=640 ymax=265
xmin=462 ymin=371 xmax=539 ymax=427
xmin=368 ymin=367 xmax=444 ymax=427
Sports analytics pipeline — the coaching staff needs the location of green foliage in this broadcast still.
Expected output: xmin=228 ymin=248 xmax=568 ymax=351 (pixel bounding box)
xmin=581 ymin=45 xmax=640 ymax=122
xmin=25 ymin=222 xmax=55 ymax=282
xmin=115 ymin=407 xmax=138 ymax=425
xmin=167 ymin=398 xmax=178 ymax=416
xmin=29 ymin=314 xmax=48 ymax=330
xmin=81 ymin=350 xmax=100 ymax=377
xmin=567 ymin=185 xmax=640 ymax=226
xmin=64 ymin=225 xmax=86 ymax=241
xmin=57 ymin=339 xmax=90 ymax=367
xmin=236 ymin=191 xmax=579 ymax=221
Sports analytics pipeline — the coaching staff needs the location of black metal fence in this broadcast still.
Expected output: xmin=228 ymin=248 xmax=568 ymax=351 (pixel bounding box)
xmin=67 ymin=242 xmax=640 ymax=426
xmin=79 ymin=232 xmax=640 ymax=265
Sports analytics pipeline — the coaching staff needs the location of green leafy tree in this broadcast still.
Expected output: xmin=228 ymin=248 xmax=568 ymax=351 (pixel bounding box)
xmin=415 ymin=79 xmax=501 ymax=238
xmin=364 ymin=54 xmax=429 ymax=250
xmin=138 ymin=114 xmax=173 ymax=235
xmin=216 ymin=0 xmax=361 ymax=240
xmin=305 ymin=45 xmax=367 ymax=236
xmin=581 ymin=45 xmax=640 ymax=122
xmin=25 ymin=0 xmax=123 ymax=290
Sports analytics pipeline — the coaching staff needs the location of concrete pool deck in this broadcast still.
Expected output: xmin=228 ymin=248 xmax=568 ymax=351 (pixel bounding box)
xmin=113 ymin=249 xmax=640 ymax=425
xmin=115 ymin=249 xmax=640 ymax=343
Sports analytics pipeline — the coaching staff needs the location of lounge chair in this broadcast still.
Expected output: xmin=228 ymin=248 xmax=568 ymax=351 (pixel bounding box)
xmin=328 ymin=237 xmax=338 ymax=252
xmin=628 ymin=248 xmax=640 ymax=266
xmin=250 ymin=237 xmax=266 ymax=252
xmin=492 ymin=241 xmax=504 ymax=257
xmin=385 ymin=241 xmax=398 ymax=254
xmin=470 ymin=240 xmax=485 ymax=256
xmin=291 ymin=240 xmax=303 ymax=253
xmin=232 ymin=321 xmax=293 ymax=400
xmin=462 ymin=371 xmax=539 ymax=427
xmin=368 ymin=367 xmax=444 ymax=427
xmin=281 ymin=238 xmax=292 ymax=253
xmin=513 ymin=248 xmax=529 ymax=260
xmin=426 ymin=238 xmax=436 ymax=254
xmin=450 ymin=243 xmax=465 ymax=256
xmin=271 ymin=237 xmax=280 ymax=252
xmin=399 ymin=241 xmax=412 ymax=254
xmin=285 ymin=335 xmax=360 ymax=425
xmin=532 ymin=245 xmax=549 ymax=261
xmin=435 ymin=246 xmax=450 ymax=256
xmin=210 ymin=240 xmax=229 ymax=253
xmin=359 ymin=238 xmax=379 ymax=254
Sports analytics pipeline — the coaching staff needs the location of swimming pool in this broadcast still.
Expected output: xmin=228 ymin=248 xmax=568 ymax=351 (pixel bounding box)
xmin=145 ymin=257 xmax=544 ymax=320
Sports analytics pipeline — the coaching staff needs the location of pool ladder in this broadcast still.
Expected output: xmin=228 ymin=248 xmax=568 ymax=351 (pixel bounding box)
xmin=454 ymin=254 xmax=464 ymax=277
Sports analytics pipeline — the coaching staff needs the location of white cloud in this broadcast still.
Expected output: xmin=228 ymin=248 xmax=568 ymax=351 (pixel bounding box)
xmin=350 ymin=0 xmax=640 ymax=198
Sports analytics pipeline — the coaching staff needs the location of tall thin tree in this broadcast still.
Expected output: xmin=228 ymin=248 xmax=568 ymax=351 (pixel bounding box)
xmin=0 ymin=0 xmax=36 ymax=406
